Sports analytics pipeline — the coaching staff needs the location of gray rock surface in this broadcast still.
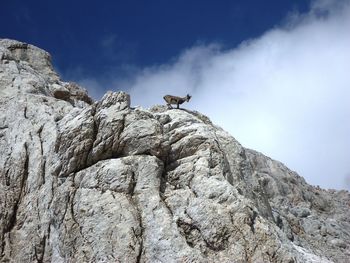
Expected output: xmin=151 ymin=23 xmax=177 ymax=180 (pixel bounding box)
xmin=1 ymin=39 xmax=349 ymax=262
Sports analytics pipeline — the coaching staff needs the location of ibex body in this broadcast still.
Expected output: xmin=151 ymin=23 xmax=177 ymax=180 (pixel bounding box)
xmin=163 ymin=94 xmax=191 ymax=109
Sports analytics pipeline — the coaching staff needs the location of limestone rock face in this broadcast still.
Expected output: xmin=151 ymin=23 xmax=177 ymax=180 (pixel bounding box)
xmin=1 ymin=39 xmax=349 ymax=263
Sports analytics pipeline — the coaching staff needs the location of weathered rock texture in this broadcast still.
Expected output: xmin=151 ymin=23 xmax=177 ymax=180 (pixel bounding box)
xmin=0 ymin=39 xmax=349 ymax=262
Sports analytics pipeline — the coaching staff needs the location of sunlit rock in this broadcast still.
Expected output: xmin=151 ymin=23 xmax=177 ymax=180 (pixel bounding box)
xmin=1 ymin=39 xmax=349 ymax=263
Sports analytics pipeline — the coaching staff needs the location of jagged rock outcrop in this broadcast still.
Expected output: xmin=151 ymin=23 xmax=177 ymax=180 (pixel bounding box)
xmin=0 ymin=39 xmax=349 ymax=263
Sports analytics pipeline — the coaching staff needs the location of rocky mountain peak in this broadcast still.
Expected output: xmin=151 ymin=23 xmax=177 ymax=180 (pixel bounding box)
xmin=1 ymin=39 xmax=349 ymax=262
xmin=0 ymin=39 xmax=92 ymax=105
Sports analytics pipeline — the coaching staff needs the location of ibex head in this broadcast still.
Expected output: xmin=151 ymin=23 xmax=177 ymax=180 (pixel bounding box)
xmin=186 ymin=94 xmax=192 ymax=102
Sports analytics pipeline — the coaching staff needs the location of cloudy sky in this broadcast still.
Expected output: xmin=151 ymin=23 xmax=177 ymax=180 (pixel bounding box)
xmin=1 ymin=0 xmax=349 ymax=190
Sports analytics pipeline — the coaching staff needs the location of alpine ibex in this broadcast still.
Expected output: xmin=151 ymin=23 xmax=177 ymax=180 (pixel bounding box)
xmin=163 ymin=94 xmax=192 ymax=109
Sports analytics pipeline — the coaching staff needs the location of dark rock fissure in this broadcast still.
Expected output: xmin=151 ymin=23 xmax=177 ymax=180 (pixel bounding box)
xmin=135 ymin=226 xmax=143 ymax=263
xmin=40 ymin=160 xmax=46 ymax=186
xmin=24 ymin=106 xmax=28 ymax=119
xmin=34 ymin=235 xmax=46 ymax=263
xmin=8 ymin=42 xmax=28 ymax=51
xmin=4 ymin=167 xmax=10 ymax=186
xmin=4 ymin=143 xmax=30 ymax=235
xmin=249 ymin=210 xmax=258 ymax=234
xmin=69 ymin=183 xmax=83 ymax=236
xmin=113 ymin=115 xmax=126 ymax=157
xmin=37 ymin=124 xmax=44 ymax=156
xmin=130 ymin=170 xmax=137 ymax=195
xmin=86 ymin=105 xmax=98 ymax=166
xmin=132 ymin=199 xmax=144 ymax=263
xmin=176 ymin=218 xmax=201 ymax=248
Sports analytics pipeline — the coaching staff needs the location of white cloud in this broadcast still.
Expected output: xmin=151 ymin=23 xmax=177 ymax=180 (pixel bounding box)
xmin=81 ymin=0 xmax=350 ymax=190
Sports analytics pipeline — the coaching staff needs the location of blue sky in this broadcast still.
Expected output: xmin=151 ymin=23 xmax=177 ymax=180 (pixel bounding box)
xmin=2 ymin=0 xmax=350 ymax=190
xmin=2 ymin=0 xmax=308 ymax=80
